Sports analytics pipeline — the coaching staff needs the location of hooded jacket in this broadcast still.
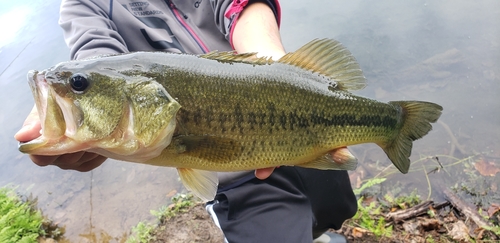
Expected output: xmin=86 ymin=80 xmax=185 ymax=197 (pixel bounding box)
xmin=59 ymin=0 xmax=280 ymax=60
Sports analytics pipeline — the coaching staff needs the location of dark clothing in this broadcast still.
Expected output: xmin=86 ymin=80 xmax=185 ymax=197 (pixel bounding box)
xmin=207 ymin=167 xmax=357 ymax=242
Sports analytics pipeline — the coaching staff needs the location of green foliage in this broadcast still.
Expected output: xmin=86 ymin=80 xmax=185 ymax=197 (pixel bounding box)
xmin=127 ymin=222 xmax=156 ymax=243
xmin=478 ymin=208 xmax=500 ymax=237
xmin=150 ymin=193 xmax=196 ymax=223
xmin=127 ymin=193 xmax=197 ymax=243
xmin=353 ymin=178 xmax=386 ymax=196
xmin=482 ymin=225 xmax=500 ymax=237
xmin=425 ymin=235 xmax=436 ymax=243
xmin=0 ymin=187 xmax=45 ymax=243
xmin=352 ymin=197 xmax=393 ymax=237
xmin=384 ymin=189 xmax=421 ymax=209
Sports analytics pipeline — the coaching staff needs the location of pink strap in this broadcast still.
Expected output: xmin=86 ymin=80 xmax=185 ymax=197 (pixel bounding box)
xmin=225 ymin=0 xmax=250 ymax=19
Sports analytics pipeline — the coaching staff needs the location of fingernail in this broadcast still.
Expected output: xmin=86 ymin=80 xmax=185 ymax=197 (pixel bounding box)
xmin=14 ymin=124 xmax=33 ymax=139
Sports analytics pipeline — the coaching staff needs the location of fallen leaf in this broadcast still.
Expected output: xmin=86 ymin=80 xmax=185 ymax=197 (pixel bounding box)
xmin=351 ymin=227 xmax=368 ymax=238
xmin=348 ymin=168 xmax=365 ymax=189
xmin=449 ymin=220 xmax=470 ymax=241
xmin=487 ymin=203 xmax=500 ymax=217
xmin=355 ymin=176 xmax=362 ymax=189
xmin=420 ymin=218 xmax=441 ymax=231
xmin=166 ymin=189 xmax=178 ymax=198
xmin=402 ymin=221 xmax=420 ymax=235
xmin=474 ymin=157 xmax=500 ymax=176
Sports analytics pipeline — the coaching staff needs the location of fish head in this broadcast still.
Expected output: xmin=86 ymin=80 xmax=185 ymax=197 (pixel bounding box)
xmin=20 ymin=58 xmax=181 ymax=162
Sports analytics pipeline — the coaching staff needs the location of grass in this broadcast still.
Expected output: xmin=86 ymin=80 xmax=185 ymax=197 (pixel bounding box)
xmin=349 ymin=177 xmax=414 ymax=238
xmin=0 ymin=186 xmax=59 ymax=243
xmin=127 ymin=193 xmax=197 ymax=243
xmin=351 ymin=197 xmax=393 ymax=238
xmin=150 ymin=194 xmax=196 ymax=223
xmin=345 ymin=160 xmax=500 ymax=241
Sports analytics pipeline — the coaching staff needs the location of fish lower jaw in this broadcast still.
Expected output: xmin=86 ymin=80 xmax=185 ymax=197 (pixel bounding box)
xmin=18 ymin=136 xmax=88 ymax=156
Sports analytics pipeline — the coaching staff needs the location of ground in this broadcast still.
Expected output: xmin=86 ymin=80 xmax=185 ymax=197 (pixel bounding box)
xmin=145 ymin=199 xmax=499 ymax=243
xmin=150 ymin=203 xmax=224 ymax=243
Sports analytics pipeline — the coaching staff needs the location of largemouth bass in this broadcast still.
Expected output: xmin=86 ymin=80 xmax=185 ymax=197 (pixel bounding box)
xmin=19 ymin=39 xmax=442 ymax=200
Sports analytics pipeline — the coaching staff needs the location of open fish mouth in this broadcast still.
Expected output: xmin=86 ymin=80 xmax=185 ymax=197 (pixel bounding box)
xmin=18 ymin=70 xmax=49 ymax=149
xmin=19 ymin=69 xmax=73 ymax=154
xmin=27 ymin=70 xmax=48 ymax=131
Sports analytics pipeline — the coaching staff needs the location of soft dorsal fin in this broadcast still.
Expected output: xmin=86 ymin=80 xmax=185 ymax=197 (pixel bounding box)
xmin=200 ymin=51 xmax=274 ymax=65
xmin=278 ymin=39 xmax=367 ymax=90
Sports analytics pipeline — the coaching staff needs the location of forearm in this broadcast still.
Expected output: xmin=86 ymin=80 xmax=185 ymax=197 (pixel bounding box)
xmin=232 ymin=2 xmax=285 ymax=59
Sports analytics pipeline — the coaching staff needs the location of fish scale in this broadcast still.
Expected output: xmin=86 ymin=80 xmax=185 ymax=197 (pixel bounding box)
xmin=20 ymin=39 xmax=443 ymax=200
xmin=138 ymin=60 xmax=401 ymax=169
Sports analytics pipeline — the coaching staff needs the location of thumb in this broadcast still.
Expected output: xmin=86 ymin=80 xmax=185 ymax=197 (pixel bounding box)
xmin=15 ymin=106 xmax=42 ymax=142
xmin=255 ymin=167 xmax=275 ymax=180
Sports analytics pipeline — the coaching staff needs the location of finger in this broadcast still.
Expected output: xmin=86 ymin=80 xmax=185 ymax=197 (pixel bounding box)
xmin=55 ymin=152 xmax=106 ymax=171
xmin=30 ymin=151 xmax=107 ymax=172
xmin=15 ymin=106 xmax=42 ymax=142
xmin=51 ymin=151 xmax=87 ymax=168
xmin=74 ymin=156 xmax=107 ymax=172
xmin=30 ymin=154 xmax=59 ymax=167
xmin=255 ymin=167 xmax=275 ymax=180
xmin=76 ymin=152 xmax=102 ymax=164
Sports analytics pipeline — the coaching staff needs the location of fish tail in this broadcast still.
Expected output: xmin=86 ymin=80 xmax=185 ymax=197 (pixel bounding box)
xmin=382 ymin=101 xmax=443 ymax=173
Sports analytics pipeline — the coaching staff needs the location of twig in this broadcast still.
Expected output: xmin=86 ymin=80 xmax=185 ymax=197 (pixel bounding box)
xmin=442 ymin=187 xmax=493 ymax=229
xmin=385 ymin=200 xmax=434 ymax=222
xmin=438 ymin=120 xmax=467 ymax=155
xmin=422 ymin=165 xmax=432 ymax=201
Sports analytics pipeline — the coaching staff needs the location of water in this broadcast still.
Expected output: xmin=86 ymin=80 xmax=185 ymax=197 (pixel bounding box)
xmin=0 ymin=0 xmax=498 ymax=242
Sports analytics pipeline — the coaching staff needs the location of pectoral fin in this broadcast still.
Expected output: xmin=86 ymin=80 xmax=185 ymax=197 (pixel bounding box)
xmin=177 ymin=168 xmax=218 ymax=201
xmin=127 ymin=79 xmax=181 ymax=147
xmin=298 ymin=152 xmax=358 ymax=171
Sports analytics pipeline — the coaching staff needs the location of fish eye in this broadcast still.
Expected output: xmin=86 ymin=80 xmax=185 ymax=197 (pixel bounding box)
xmin=70 ymin=73 xmax=89 ymax=92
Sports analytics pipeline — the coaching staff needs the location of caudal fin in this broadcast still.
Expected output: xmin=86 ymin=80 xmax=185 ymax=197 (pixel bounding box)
xmin=382 ymin=101 xmax=443 ymax=173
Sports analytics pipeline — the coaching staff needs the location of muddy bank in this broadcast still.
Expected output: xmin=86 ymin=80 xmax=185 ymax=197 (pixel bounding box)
xmin=147 ymin=198 xmax=499 ymax=243
xmin=150 ymin=203 xmax=224 ymax=243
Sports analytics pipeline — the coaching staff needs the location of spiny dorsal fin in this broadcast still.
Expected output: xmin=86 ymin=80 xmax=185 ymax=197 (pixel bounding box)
xmin=200 ymin=51 xmax=274 ymax=65
xmin=278 ymin=39 xmax=366 ymax=90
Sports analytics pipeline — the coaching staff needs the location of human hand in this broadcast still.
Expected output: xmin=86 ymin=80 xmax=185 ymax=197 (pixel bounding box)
xmin=255 ymin=167 xmax=275 ymax=179
xmin=15 ymin=105 xmax=107 ymax=172
xmin=254 ymin=147 xmax=354 ymax=179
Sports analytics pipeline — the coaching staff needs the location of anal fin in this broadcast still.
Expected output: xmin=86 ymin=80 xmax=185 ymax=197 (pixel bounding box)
xmin=177 ymin=168 xmax=218 ymax=201
xmin=298 ymin=152 xmax=358 ymax=171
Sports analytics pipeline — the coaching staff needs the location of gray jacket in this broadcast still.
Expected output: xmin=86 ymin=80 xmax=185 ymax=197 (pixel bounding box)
xmin=59 ymin=0 xmax=279 ymax=60
xmin=59 ymin=0 xmax=280 ymax=187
